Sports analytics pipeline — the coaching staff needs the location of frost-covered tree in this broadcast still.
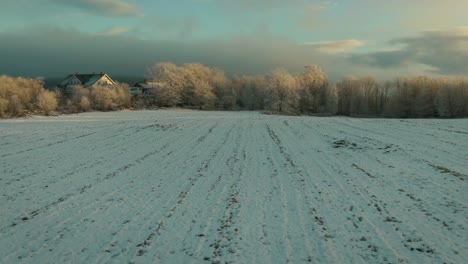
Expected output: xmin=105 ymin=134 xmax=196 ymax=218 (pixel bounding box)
xmin=297 ymin=65 xmax=329 ymax=114
xmin=181 ymin=63 xmax=216 ymax=109
xmin=137 ymin=63 xmax=468 ymax=118
xmin=211 ymin=68 xmax=235 ymax=109
xmin=146 ymin=62 xmax=185 ymax=107
xmin=232 ymin=75 xmax=266 ymax=110
xmin=337 ymin=76 xmax=384 ymax=116
xmin=265 ymin=68 xmax=300 ymax=114
xmin=147 ymin=63 xmax=221 ymax=109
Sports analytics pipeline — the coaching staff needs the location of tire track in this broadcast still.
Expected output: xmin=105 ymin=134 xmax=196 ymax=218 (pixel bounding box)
xmin=133 ymin=122 xmax=232 ymax=258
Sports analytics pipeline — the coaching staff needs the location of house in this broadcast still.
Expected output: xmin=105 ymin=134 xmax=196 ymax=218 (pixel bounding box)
xmin=58 ymin=73 xmax=116 ymax=94
xmin=130 ymin=81 xmax=163 ymax=97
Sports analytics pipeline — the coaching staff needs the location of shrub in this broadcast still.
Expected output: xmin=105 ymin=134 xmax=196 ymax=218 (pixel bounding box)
xmin=37 ymin=90 xmax=58 ymax=115
xmin=0 ymin=97 xmax=8 ymax=117
xmin=0 ymin=75 xmax=47 ymax=117
xmin=79 ymin=96 xmax=91 ymax=111
xmin=8 ymin=95 xmax=24 ymax=116
xmin=92 ymin=83 xmax=130 ymax=111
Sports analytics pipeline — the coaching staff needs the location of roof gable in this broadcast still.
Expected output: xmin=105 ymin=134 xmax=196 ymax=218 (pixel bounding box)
xmin=59 ymin=75 xmax=82 ymax=87
xmin=59 ymin=73 xmax=116 ymax=88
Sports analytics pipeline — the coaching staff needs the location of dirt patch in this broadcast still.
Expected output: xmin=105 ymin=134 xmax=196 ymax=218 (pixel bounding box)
xmin=332 ymin=139 xmax=361 ymax=150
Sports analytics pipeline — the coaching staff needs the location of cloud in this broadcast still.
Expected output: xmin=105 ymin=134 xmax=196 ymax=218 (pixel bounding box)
xmin=351 ymin=27 xmax=468 ymax=75
xmin=136 ymin=16 xmax=199 ymax=39
xmin=101 ymin=26 xmax=133 ymax=36
xmin=300 ymin=1 xmax=337 ymax=30
xmin=300 ymin=39 xmax=365 ymax=54
xmin=209 ymin=0 xmax=336 ymax=15
xmin=214 ymin=0 xmax=305 ymax=10
xmin=0 ymin=26 xmax=459 ymax=81
xmin=52 ymin=0 xmax=143 ymax=17
xmin=0 ymin=27 xmax=352 ymax=79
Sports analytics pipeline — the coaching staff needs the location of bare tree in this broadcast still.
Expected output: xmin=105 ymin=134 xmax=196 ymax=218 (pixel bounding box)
xmin=325 ymin=83 xmax=338 ymax=115
xmin=436 ymin=78 xmax=468 ymax=117
xmin=360 ymin=76 xmax=380 ymax=114
xmin=337 ymin=76 xmax=357 ymax=115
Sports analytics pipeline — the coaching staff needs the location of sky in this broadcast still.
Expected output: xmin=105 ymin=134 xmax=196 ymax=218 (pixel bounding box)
xmin=0 ymin=0 xmax=467 ymax=80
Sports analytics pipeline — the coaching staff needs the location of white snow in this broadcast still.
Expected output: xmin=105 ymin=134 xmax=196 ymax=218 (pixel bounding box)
xmin=0 ymin=110 xmax=467 ymax=263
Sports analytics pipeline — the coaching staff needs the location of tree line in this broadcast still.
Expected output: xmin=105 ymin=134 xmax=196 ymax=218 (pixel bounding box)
xmin=141 ymin=62 xmax=467 ymax=117
xmin=0 ymin=63 xmax=466 ymax=118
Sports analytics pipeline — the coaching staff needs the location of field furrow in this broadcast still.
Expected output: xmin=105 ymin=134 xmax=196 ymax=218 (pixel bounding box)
xmin=1 ymin=110 xmax=466 ymax=263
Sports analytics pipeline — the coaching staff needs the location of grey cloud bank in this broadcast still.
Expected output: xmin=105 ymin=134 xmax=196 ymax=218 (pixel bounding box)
xmin=351 ymin=28 xmax=468 ymax=75
xmin=0 ymin=27 xmax=466 ymax=80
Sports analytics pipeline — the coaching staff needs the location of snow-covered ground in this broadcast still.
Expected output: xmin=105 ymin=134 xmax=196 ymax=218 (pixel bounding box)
xmin=0 ymin=110 xmax=466 ymax=263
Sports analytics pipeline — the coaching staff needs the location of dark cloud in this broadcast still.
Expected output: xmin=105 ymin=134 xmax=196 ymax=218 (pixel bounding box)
xmin=0 ymin=26 xmax=463 ymax=81
xmin=0 ymin=27 xmax=354 ymax=79
xmin=51 ymin=0 xmax=143 ymax=17
xmin=351 ymin=50 xmax=412 ymax=68
xmin=351 ymin=28 xmax=468 ymax=75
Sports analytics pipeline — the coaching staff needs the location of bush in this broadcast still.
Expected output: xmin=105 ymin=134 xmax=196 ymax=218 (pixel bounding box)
xmin=92 ymin=83 xmax=130 ymax=111
xmin=79 ymin=96 xmax=91 ymax=111
xmin=8 ymin=95 xmax=24 ymax=116
xmin=0 ymin=75 xmax=48 ymax=117
xmin=0 ymin=98 xmax=8 ymax=117
xmin=37 ymin=90 xmax=58 ymax=115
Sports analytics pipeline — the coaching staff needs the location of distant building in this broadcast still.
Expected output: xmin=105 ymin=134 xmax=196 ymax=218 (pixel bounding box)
xmin=130 ymin=81 xmax=163 ymax=97
xmin=58 ymin=73 xmax=116 ymax=94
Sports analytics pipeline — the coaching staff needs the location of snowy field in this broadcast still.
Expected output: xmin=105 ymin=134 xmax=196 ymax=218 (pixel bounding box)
xmin=0 ymin=110 xmax=467 ymax=264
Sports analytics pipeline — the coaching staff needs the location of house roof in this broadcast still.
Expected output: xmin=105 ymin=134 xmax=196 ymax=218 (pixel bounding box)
xmin=59 ymin=73 xmax=115 ymax=88
xmin=132 ymin=81 xmax=163 ymax=89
